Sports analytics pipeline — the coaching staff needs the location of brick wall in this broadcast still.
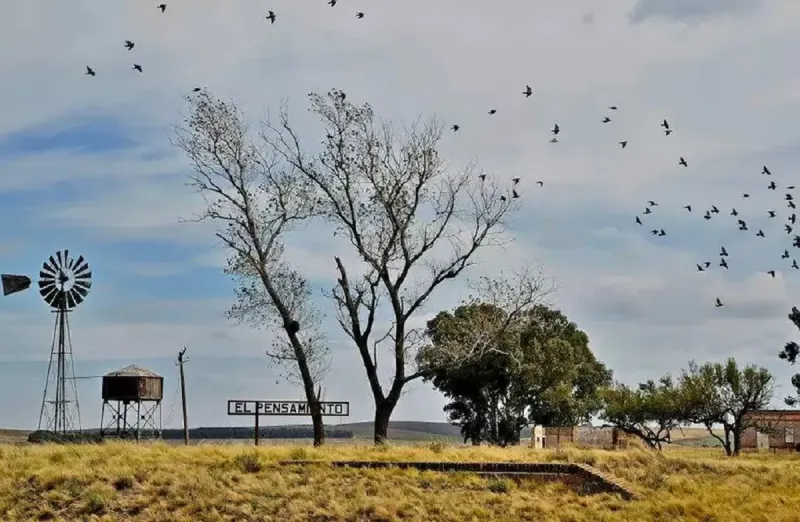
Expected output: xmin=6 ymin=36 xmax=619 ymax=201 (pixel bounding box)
xmin=741 ymin=410 xmax=800 ymax=450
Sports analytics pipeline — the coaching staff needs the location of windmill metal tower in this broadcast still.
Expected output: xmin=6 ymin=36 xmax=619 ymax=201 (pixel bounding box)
xmin=36 ymin=250 xmax=92 ymax=434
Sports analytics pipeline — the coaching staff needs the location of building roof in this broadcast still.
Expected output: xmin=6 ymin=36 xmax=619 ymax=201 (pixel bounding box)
xmin=104 ymin=364 xmax=161 ymax=378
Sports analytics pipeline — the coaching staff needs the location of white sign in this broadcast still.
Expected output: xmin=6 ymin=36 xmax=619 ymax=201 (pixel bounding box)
xmin=227 ymin=400 xmax=350 ymax=416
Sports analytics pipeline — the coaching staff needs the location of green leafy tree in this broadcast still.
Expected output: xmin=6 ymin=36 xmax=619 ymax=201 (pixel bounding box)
xmin=599 ymin=376 xmax=687 ymax=450
xmin=778 ymin=306 xmax=800 ymax=405
xmin=420 ymin=301 xmax=610 ymax=446
xmin=681 ymin=358 xmax=776 ymax=456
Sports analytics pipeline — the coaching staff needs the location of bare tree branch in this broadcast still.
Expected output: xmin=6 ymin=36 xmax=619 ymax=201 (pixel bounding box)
xmin=170 ymin=89 xmax=330 ymax=445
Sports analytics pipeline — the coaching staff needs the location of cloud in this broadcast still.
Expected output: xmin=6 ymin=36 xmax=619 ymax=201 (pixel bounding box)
xmin=1 ymin=0 xmax=800 ymax=430
xmin=629 ymin=0 xmax=762 ymax=24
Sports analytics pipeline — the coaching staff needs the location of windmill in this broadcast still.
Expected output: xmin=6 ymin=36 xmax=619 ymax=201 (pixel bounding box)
xmin=2 ymin=250 xmax=92 ymax=434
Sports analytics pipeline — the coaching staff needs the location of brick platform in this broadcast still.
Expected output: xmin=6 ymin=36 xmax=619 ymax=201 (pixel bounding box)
xmin=278 ymin=460 xmax=638 ymax=500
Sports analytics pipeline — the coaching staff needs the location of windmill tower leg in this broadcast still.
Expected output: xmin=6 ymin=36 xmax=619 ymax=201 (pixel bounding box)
xmin=38 ymin=297 xmax=81 ymax=434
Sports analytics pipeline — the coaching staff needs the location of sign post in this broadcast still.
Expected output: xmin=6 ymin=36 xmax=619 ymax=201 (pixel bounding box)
xmin=227 ymin=400 xmax=351 ymax=445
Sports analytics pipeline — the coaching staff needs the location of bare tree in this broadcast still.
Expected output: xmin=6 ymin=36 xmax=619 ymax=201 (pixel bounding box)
xmin=263 ymin=88 xmax=522 ymax=443
xmin=171 ymin=90 xmax=330 ymax=446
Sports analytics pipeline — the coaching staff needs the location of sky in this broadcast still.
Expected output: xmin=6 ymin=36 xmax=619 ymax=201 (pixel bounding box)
xmin=2 ymin=0 xmax=800 ymax=431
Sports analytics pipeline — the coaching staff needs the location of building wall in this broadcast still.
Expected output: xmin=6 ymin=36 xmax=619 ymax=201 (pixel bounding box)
xmin=741 ymin=410 xmax=800 ymax=450
xmin=542 ymin=426 xmax=620 ymax=449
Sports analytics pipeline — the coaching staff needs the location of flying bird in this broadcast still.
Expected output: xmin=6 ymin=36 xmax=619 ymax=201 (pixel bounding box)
xmin=704 ymin=211 xmax=711 ymax=221
xmin=133 ymin=64 xmax=142 ymax=72
xmin=679 ymin=157 xmax=688 ymax=167
xmin=793 ymin=260 xmax=799 ymax=270
xmin=757 ymin=229 xmax=766 ymax=237
xmin=157 ymin=4 xmax=166 ymax=12
xmin=731 ymin=208 xmax=738 ymax=216
xmin=328 ymin=0 xmax=336 ymax=5
xmin=763 ymin=165 xmax=771 ymax=175
xmin=478 ymin=174 xmax=486 ymax=182
xmin=661 ymin=119 xmax=670 ymax=130
xmin=648 ymin=200 xmax=658 ymax=207
xmin=609 ymin=106 xmax=618 ymax=110
xmin=768 ymin=210 xmax=776 ymax=218
xmin=489 ymin=109 xmax=496 ymax=115
xmin=356 ymin=12 xmax=365 ymax=18
xmin=536 ymin=180 xmax=544 ymax=186
xmin=523 ymin=85 xmax=533 ymax=97
xmin=787 ymin=193 xmax=794 ymax=201
xmin=788 ymin=186 xmax=796 ymax=190
xmin=550 ymin=138 xmax=558 ymax=143
xmin=551 ymin=124 xmax=560 ymax=135
xmin=742 ymin=193 xmax=750 ymax=198
xmin=720 ymin=258 xmax=728 ymax=269
xmin=697 ymin=264 xmax=706 ymax=272
xmin=665 ymin=129 xmax=673 ymax=136
xmin=790 ymin=214 xmax=797 ymax=224
xmin=619 ymin=141 xmax=628 ymax=148
xmin=737 ymin=219 xmax=748 ymax=230
xmin=658 ymin=229 xmax=666 ymax=236
xmin=266 ymin=10 xmax=276 ymax=23
xmin=768 ymin=270 xmax=776 ymax=278
xmin=124 ymin=40 xmax=134 ymax=50
xmin=684 ymin=205 xmax=692 ymax=212
xmin=512 ymin=177 xmax=520 ymax=185
xmin=787 ymin=225 xmax=794 ymax=234
xmin=720 ymin=246 xmax=728 ymax=257
xmin=636 ymin=216 xmax=643 ymax=225
xmin=192 ymin=87 xmax=201 ymax=92
xmin=783 ymin=250 xmax=790 ymax=259
xmin=512 ymin=190 xmax=520 ymax=199
xmin=451 ymin=124 xmax=459 ymax=132
xmin=711 ymin=205 xmax=719 ymax=214
xmin=715 ymin=298 xmax=723 ymax=308
xmin=85 ymin=66 xmax=95 ymax=76
xmin=768 ymin=181 xmax=777 ymax=190
xmin=644 ymin=207 xmax=652 ymax=215
xmin=602 ymin=117 xmax=611 ymax=123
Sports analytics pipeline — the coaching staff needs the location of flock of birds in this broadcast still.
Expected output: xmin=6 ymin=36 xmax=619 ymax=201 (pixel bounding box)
xmin=78 ymin=5 xmax=793 ymax=311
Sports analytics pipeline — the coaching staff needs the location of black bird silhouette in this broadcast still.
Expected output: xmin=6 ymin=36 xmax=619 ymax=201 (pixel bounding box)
xmin=768 ymin=181 xmax=777 ymax=190
xmin=266 ymin=10 xmax=276 ymax=23
xmin=788 ymin=185 xmax=796 ymax=190
xmin=85 ymin=66 xmax=95 ymax=76
xmin=451 ymin=124 xmax=459 ymax=132
xmin=551 ymin=124 xmax=560 ymax=135
xmin=715 ymin=298 xmax=723 ymax=308
xmin=651 ymin=229 xmax=658 ymax=236
xmin=550 ymin=138 xmax=558 ymax=143
xmin=790 ymin=214 xmax=797 ymax=224
xmin=665 ymin=129 xmax=673 ymax=136
xmin=763 ymin=165 xmax=771 ymax=175
xmin=133 ymin=64 xmax=142 ymax=72
xmin=536 ymin=180 xmax=544 ymax=186
xmin=757 ymin=229 xmax=766 ymax=237
xmin=787 ymin=193 xmax=794 ymax=201
xmin=328 ymin=0 xmax=336 ymax=5
xmin=512 ymin=189 xmax=520 ymax=199
xmin=684 ymin=205 xmax=692 ymax=212
xmin=124 ymin=40 xmax=134 ymax=50
xmin=731 ymin=208 xmax=738 ymax=216
xmin=644 ymin=207 xmax=652 ymax=215
xmin=523 ymin=85 xmax=533 ymax=97
xmin=619 ymin=141 xmax=628 ymax=148
xmin=658 ymin=229 xmax=666 ymax=236
xmin=661 ymin=119 xmax=670 ymax=130
xmin=742 ymin=193 xmax=750 ymax=198
xmin=711 ymin=205 xmax=719 ymax=214
xmin=157 ymin=4 xmax=166 ymax=12
xmin=704 ymin=211 xmax=711 ymax=220
xmin=793 ymin=259 xmax=799 ymax=270
xmin=635 ymin=216 xmax=642 ymax=225
xmin=720 ymin=246 xmax=728 ymax=257
xmin=794 ymin=236 xmax=800 ymax=248
xmin=786 ymin=225 xmax=793 ymax=234
xmin=738 ymin=219 xmax=748 ymax=230
xmin=356 ymin=11 xmax=365 ymax=18
xmin=790 ymin=201 xmax=797 ymax=209
xmin=478 ymin=174 xmax=486 ymax=182
xmin=720 ymin=258 xmax=728 ymax=269
xmin=489 ymin=109 xmax=496 ymax=115
xmin=704 ymin=261 xmax=712 ymax=268
xmin=609 ymin=106 xmax=618 ymax=110
xmin=500 ymin=195 xmax=507 ymax=202
xmin=602 ymin=117 xmax=611 ymax=123
xmin=679 ymin=157 xmax=688 ymax=167
xmin=648 ymin=200 xmax=658 ymax=207
xmin=768 ymin=270 xmax=776 ymax=278
xmin=512 ymin=177 xmax=520 ymax=185
xmin=782 ymin=250 xmax=790 ymax=259
xmin=192 ymin=87 xmax=201 ymax=92
xmin=768 ymin=210 xmax=776 ymax=218
xmin=697 ymin=264 xmax=706 ymax=272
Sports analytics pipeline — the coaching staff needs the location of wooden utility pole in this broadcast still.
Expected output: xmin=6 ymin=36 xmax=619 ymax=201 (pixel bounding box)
xmin=177 ymin=347 xmax=189 ymax=446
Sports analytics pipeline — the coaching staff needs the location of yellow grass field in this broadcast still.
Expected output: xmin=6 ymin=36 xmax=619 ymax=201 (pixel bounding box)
xmin=1 ymin=441 xmax=799 ymax=522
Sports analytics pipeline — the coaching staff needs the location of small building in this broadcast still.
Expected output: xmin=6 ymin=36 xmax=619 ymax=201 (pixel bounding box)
xmin=541 ymin=426 xmax=623 ymax=449
xmin=741 ymin=409 xmax=800 ymax=452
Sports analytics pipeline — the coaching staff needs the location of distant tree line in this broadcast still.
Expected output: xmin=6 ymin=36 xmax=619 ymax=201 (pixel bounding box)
xmin=160 ymin=426 xmax=353 ymax=440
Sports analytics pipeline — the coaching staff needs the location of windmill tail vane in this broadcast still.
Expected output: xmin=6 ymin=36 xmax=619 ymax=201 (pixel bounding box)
xmin=1 ymin=274 xmax=31 ymax=296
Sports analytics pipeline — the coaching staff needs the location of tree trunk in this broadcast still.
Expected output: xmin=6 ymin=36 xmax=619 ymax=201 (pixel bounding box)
xmin=732 ymin=430 xmax=742 ymax=456
xmin=374 ymin=398 xmax=396 ymax=445
xmin=311 ymin=411 xmax=325 ymax=447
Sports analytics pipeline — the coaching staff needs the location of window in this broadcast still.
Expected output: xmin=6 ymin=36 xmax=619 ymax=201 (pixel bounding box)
xmin=785 ymin=427 xmax=794 ymax=444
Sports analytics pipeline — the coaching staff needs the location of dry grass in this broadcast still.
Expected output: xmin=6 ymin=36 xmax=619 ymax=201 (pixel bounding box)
xmin=1 ymin=441 xmax=799 ymax=521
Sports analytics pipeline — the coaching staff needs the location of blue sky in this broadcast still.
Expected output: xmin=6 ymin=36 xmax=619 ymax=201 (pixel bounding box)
xmin=2 ymin=0 xmax=800 ymax=431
